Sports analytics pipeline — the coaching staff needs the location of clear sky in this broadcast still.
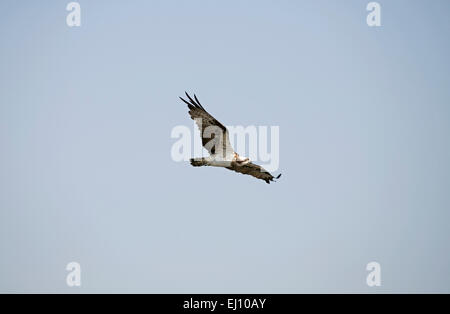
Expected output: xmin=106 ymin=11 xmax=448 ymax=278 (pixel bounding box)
xmin=1 ymin=0 xmax=449 ymax=293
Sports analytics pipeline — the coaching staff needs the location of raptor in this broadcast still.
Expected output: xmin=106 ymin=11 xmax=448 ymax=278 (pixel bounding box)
xmin=180 ymin=92 xmax=281 ymax=184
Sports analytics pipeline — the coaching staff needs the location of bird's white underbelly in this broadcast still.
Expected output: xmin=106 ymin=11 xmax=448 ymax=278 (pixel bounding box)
xmin=206 ymin=156 xmax=232 ymax=168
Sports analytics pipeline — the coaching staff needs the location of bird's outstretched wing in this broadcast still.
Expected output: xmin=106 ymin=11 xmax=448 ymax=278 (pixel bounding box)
xmin=226 ymin=162 xmax=282 ymax=184
xmin=180 ymin=92 xmax=234 ymax=158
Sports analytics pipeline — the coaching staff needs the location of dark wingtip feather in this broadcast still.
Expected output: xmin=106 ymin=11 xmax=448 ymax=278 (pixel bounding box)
xmin=179 ymin=96 xmax=191 ymax=107
xmin=181 ymin=96 xmax=198 ymax=112
xmin=193 ymin=94 xmax=205 ymax=110
xmin=276 ymin=174 xmax=282 ymax=179
xmin=185 ymin=92 xmax=200 ymax=109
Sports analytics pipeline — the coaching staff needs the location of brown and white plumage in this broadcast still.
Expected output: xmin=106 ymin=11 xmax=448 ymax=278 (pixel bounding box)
xmin=180 ymin=92 xmax=233 ymax=159
xmin=180 ymin=92 xmax=282 ymax=184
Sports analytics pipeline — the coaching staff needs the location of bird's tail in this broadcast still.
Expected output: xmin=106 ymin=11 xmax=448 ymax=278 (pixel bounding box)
xmin=190 ymin=158 xmax=208 ymax=167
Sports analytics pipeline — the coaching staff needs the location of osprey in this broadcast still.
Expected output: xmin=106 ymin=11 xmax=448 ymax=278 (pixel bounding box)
xmin=180 ymin=92 xmax=282 ymax=184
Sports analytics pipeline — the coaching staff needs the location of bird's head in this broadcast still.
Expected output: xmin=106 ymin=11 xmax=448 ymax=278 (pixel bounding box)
xmin=234 ymin=153 xmax=250 ymax=165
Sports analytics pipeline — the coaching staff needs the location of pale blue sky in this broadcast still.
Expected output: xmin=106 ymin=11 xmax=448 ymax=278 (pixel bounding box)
xmin=1 ymin=0 xmax=449 ymax=293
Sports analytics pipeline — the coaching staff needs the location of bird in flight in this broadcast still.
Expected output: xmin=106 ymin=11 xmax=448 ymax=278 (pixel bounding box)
xmin=180 ymin=92 xmax=282 ymax=184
